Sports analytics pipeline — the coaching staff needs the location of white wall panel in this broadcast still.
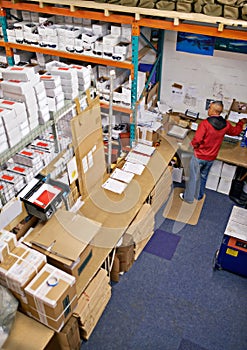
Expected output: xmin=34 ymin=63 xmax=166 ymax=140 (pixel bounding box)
xmin=160 ymin=31 xmax=247 ymax=119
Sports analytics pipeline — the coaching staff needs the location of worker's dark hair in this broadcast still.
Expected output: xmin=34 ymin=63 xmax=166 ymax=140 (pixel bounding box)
xmin=212 ymin=100 xmax=223 ymax=107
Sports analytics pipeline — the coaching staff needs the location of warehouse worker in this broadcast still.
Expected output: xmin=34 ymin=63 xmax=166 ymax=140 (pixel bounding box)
xmin=180 ymin=100 xmax=247 ymax=203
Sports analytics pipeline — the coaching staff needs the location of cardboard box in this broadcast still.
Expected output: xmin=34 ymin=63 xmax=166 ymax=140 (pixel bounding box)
xmin=0 ymin=229 xmax=17 ymax=262
xmin=0 ymin=107 xmax=17 ymax=132
xmin=134 ymin=232 xmax=153 ymax=261
xmin=137 ymin=126 xmax=160 ymax=146
xmin=1 ymin=198 xmax=24 ymax=230
xmin=13 ymin=148 xmax=42 ymax=167
xmin=0 ymin=170 xmax=25 ymax=193
xmin=74 ymin=268 xmax=111 ymax=339
xmin=79 ymin=287 xmax=111 ymax=340
xmin=40 ymin=74 xmax=62 ymax=89
xmin=12 ymin=215 xmax=39 ymax=241
xmin=7 ymin=163 xmax=34 ymax=183
xmin=0 ymin=242 xmax=46 ymax=296
xmin=1 ymin=80 xmax=33 ymax=95
xmin=217 ymin=177 xmax=232 ymax=195
xmin=102 ymin=34 xmax=121 ymax=46
xmin=0 ymin=98 xmax=27 ymax=115
xmin=25 ymin=263 xmax=77 ymax=332
xmin=56 ymin=316 xmax=81 ymax=350
xmin=149 ymin=167 xmax=172 ymax=213
xmin=115 ymin=234 xmax=135 ymax=273
xmin=206 ymin=174 xmax=220 ymax=191
xmin=70 ymin=97 xmax=106 ymax=199
xmin=209 ymin=160 xmax=223 ymax=176
xmin=23 ymin=210 xmax=101 ymax=288
xmin=2 ymin=66 xmax=37 ymax=82
xmin=221 ymin=163 xmax=237 ymax=180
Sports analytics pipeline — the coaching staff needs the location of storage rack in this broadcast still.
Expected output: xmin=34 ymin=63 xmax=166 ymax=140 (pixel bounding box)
xmin=0 ymin=0 xmax=246 ymax=146
xmin=0 ymin=95 xmax=78 ymax=166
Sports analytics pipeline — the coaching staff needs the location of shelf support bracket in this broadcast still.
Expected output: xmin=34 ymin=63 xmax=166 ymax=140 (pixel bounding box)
xmin=174 ymin=18 xmax=179 ymax=26
xmin=218 ymin=23 xmax=224 ymax=32
xmin=135 ymin=13 xmax=141 ymax=21
xmin=70 ymin=5 xmax=75 ymax=12
xmin=104 ymin=9 xmax=111 ymax=17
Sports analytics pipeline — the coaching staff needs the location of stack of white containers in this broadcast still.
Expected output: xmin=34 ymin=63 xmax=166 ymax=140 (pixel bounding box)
xmin=40 ymin=74 xmax=65 ymax=112
xmin=0 ymin=116 xmax=8 ymax=153
xmin=0 ymin=98 xmax=29 ymax=143
xmin=49 ymin=66 xmax=79 ymax=100
xmin=0 ymin=107 xmax=22 ymax=149
xmin=69 ymin=64 xmax=91 ymax=93
xmin=1 ymin=66 xmax=40 ymax=131
xmin=33 ymin=80 xmax=50 ymax=124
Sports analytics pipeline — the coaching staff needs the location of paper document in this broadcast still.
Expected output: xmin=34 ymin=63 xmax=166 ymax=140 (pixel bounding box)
xmin=102 ymin=178 xmax=127 ymax=194
xmin=133 ymin=143 xmax=156 ymax=156
xmin=228 ymin=111 xmax=242 ymax=123
xmin=110 ymin=168 xmax=134 ymax=184
xmin=126 ymin=151 xmax=150 ymax=166
xmin=122 ymin=161 xmax=145 ymax=175
xmin=224 ymin=206 xmax=247 ymax=241
xmin=167 ymin=125 xmax=189 ymax=139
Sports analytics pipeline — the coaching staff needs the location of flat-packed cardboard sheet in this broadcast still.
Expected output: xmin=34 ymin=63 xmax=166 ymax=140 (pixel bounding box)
xmin=2 ymin=311 xmax=54 ymax=350
xmin=71 ymin=97 xmax=106 ymax=198
xmin=23 ymin=210 xmax=101 ymax=279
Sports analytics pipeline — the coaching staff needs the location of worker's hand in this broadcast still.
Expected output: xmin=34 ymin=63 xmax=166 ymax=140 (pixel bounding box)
xmin=240 ymin=117 xmax=247 ymax=124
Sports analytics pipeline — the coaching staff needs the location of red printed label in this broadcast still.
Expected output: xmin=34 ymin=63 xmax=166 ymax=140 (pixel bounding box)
xmin=2 ymin=174 xmax=14 ymax=181
xmin=13 ymin=166 xmax=25 ymax=173
xmin=11 ymin=67 xmax=23 ymax=71
xmin=34 ymin=190 xmax=56 ymax=207
xmin=2 ymin=100 xmax=14 ymax=105
xmin=21 ymin=150 xmax=33 ymax=156
xmin=37 ymin=142 xmax=48 ymax=147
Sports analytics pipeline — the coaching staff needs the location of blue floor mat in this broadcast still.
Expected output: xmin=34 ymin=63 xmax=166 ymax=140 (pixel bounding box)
xmin=144 ymin=229 xmax=181 ymax=260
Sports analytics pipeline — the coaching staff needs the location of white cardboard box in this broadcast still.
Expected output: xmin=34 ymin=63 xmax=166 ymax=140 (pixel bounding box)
xmin=2 ymin=66 xmax=37 ymax=82
xmin=1 ymin=80 xmax=34 ymax=95
xmin=221 ymin=163 xmax=237 ymax=180
xmin=217 ymin=177 xmax=232 ymax=195
xmin=0 ymin=108 xmax=17 ymax=132
xmin=206 ymin=174 xmax=220 ymax=191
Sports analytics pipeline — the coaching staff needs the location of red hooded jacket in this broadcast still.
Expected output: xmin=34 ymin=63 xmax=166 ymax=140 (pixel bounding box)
xmin=191 ymin=116 xmax=244 ymax=161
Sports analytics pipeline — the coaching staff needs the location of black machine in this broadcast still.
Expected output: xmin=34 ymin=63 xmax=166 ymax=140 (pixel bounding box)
xmin=19 ymin=175 xmax=70 ymax=221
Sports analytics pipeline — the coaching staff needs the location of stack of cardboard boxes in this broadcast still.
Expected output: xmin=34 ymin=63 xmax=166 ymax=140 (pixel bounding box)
xmin=0 ymin=230 xmax=77 ymax=333
xmin=74 ymin=268 xmax=111 ymax=340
